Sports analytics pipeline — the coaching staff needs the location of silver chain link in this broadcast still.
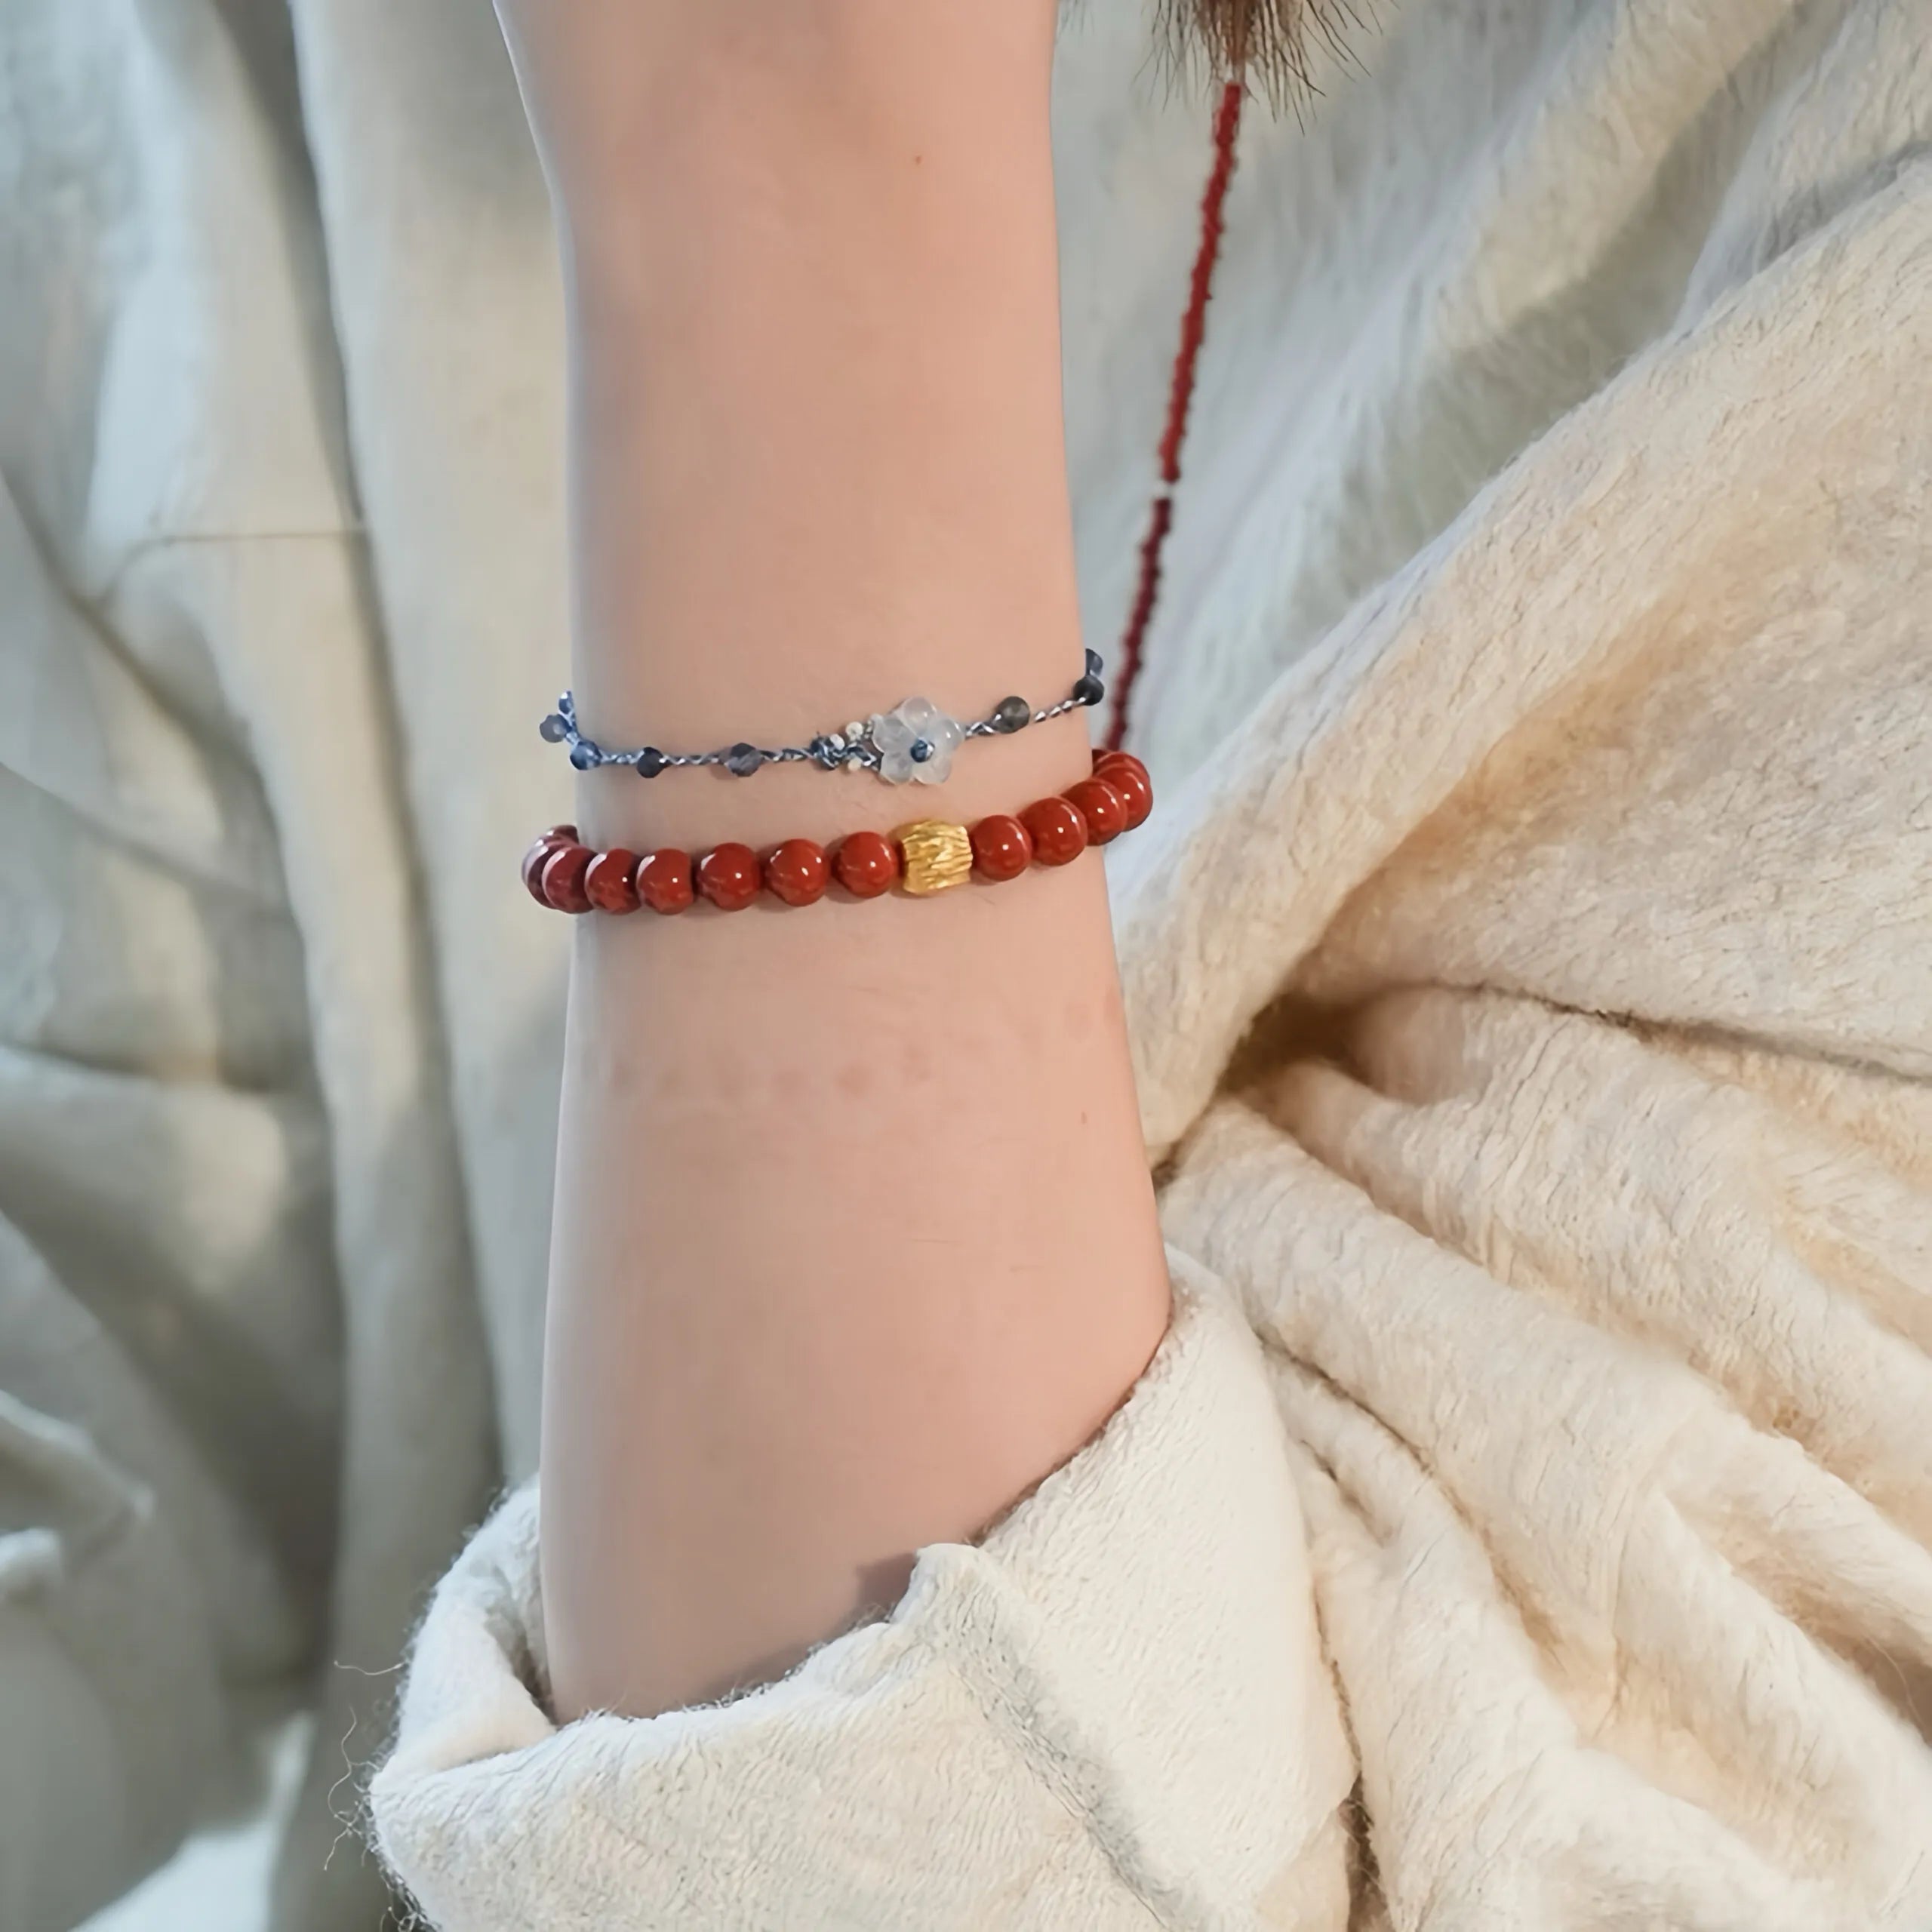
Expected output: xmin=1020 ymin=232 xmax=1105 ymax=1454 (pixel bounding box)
xmin=540 ymin=651 xmax=1106 ymax=782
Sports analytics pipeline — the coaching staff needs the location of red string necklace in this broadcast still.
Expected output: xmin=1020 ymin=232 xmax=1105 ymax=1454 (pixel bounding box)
xmin=1105 ymin=75 xmax=1247 ymax=753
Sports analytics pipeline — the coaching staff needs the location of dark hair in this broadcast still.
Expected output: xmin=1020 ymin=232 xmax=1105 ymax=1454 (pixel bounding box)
xmin=1170 ymin=0 xmax=1357 ymax=91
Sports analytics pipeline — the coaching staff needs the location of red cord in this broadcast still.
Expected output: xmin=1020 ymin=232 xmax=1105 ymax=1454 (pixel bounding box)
xmin=1106 ymin=76 xmax=1246 ymax=753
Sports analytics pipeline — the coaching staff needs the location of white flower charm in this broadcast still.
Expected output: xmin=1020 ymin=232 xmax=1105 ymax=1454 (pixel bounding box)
xmin=871 ymin=697 xmax=964 ymax=785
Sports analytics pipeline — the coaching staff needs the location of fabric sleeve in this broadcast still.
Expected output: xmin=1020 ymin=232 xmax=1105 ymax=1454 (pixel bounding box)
xmin=371 ymin=1257 xmax=1358 ymax=1932
xmin=1110 ymin=119 xmax=1932 ymax=1154
xmin=1104 ymin=15 xmax=1932 ymax=1918
xmin=1162 ymin=994 xmax=1932 ymax=1928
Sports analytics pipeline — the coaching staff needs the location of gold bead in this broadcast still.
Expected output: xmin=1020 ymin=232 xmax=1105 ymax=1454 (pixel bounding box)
xmin=894 ymin=819 xmax=974 ymax=895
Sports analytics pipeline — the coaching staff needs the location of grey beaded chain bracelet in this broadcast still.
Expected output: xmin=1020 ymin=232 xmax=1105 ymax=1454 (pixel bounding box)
xmin=540 ymin=651 xmax=1106 ymax=787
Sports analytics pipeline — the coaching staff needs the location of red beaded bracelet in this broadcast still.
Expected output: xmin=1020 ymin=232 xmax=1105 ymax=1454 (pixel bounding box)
xmin=522 ymin=750 xmax=1153 ymax=915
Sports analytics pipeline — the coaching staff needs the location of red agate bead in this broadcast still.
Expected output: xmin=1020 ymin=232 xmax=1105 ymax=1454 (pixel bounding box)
xmin=1093 ymin=752 xmax=1153 ymax=829
xmin=539 ymin=842 xmax=595 ymax=913
xmin=833 ymin=829 xmax=900 ymax=898
xmin=522 ymin=835 xmax=570 ymax=904
xmin=637 ymin=849 xmax=695 ymax=914
xmin=764 ymin=838 xmax=829 ymax=906
xmin=1020 ymin=796 xmax=1088 ymax=866
xmin=1064 ymin=777 xmax=1127 ymax=845
xmin=584 ymin=848 xmax=641 ymax=913
xmin=969 ymin=814 xmax=1033 ymax=881
xmin=697 ymin=842 xmax=761 ymax=911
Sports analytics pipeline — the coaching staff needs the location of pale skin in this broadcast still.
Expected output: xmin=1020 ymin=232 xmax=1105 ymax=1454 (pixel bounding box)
xmin=497 ymin=0 xmax=1173 ymax=1721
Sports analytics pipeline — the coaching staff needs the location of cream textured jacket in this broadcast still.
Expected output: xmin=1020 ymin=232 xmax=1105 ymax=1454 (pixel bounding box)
xmin=2 ymin=1 xmax=1927 ymax=1928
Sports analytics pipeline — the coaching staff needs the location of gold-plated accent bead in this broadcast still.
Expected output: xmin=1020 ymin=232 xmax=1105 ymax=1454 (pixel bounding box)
xmin=894 ymin=819 xmax=974 ymax=895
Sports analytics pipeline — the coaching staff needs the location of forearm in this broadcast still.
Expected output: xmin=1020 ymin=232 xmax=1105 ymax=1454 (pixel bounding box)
xmin=514 ymin=0 xmax=1171 ymax=1721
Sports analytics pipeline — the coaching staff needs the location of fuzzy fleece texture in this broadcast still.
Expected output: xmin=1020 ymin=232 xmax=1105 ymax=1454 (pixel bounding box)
xmin=2 ymin=0 xmax=1928 ymax=1927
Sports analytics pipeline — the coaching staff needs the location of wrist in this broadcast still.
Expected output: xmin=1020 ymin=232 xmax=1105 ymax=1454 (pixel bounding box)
xmin=540 ymin=8 xmax=1056 ymax=310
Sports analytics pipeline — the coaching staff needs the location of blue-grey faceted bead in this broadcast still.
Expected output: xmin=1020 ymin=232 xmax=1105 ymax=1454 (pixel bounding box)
xmin=1084 ymin=647 xmax=1103 ymax=677
xmin=909 ymin=738 xmax=934 ymax=763
xmin=992 ymin=694 xmax=1031 ymax=733
xmin=1072 ymin=675 xmax=1105 ymax=706
xmin=724 ymin=742 xmax=764 ymax=777
xmin=540 ymin=712 xmax=568 ymax=742
xmin=635 ymin=747 xmax=667 ymax=777
xmin=569 ymin=739 xmax=601 ymax=771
